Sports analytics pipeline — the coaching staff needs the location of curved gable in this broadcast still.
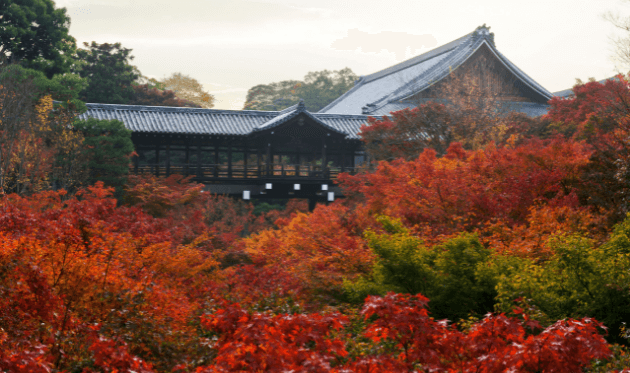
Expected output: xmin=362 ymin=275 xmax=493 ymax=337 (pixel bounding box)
xmin=320 ymin=26 xmax=553 ymax=116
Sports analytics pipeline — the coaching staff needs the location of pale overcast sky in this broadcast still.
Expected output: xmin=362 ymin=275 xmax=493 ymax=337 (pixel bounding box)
xmin=58 ymin=0 xmax=626 ymax=110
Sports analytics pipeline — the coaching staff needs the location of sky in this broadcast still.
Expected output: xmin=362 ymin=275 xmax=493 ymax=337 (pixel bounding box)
xmin=57 ymin=0 xmax=627 ymax=110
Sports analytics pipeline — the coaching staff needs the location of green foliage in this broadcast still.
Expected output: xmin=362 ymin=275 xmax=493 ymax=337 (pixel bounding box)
xmin=252 ymin=201 xmax=284 ymax=216
xmin=0 ymin=63 xmax=86 ymax=111
xmin=73 ymin=118 xmax=134 ymax=191
xmin=243 ymin=67 xmax=357 ymax=112
xmin=74 ymin=42 xmax=139 ymax=104
xmin=587 ymin=344 xmax=630 ymax=372
xmin=0 ymin=0 xmax=77 ymax=78
xmin=496 ymin=215 xmax=630 ymax=344
xmin=344 ymin=216 xmax=501 ymax=322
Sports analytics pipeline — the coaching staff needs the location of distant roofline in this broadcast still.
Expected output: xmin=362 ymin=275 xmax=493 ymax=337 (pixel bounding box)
xmin=82 ymin=102 xmax=278 ymax=116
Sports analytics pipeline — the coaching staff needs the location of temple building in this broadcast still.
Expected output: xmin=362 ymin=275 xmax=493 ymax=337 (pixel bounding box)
xmin=80 ymin=100 xmax=370 ymax=208
xmin=79 ymin=25 xmax=562 ymax=207
xmin=320 ymin=25 xmax=554 ymax=116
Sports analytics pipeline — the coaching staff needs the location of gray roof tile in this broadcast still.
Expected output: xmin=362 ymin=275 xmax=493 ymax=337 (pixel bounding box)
xmin=78 ymin=102 xmax=371 ymax=140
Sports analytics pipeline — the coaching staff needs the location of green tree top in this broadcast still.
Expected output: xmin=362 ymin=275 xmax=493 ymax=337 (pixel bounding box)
xmin=74 ymin=41 xmax=139 ymax=104
xmin=243 ymin=67 xmax=358 ymax=112
xmin=0 ymin=0 xmax=77 ymax=78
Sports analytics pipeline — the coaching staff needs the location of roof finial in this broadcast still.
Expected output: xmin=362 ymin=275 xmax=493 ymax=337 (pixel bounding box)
xmin=474 ymin=24 xmax=495 ymax=47
xmin=297 ymin=99 xmax=306 ymax=111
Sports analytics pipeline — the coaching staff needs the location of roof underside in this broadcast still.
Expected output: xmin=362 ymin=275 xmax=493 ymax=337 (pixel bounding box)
xmin=319 ymin=26 xmax=553 ymax=116
xmin=78 ymin=103 xmax=370 ymax=139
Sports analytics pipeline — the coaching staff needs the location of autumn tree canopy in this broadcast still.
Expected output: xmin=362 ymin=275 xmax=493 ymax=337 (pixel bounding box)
xmin=160 ymin=72 xmax=215 ymax=109
xmin=0 ymin=63 xmax=89 ymax=195
xmin=128 ymin=83 xmax=202 ymax=108
xmin=3 ymin=5 xmax=630 ymax=371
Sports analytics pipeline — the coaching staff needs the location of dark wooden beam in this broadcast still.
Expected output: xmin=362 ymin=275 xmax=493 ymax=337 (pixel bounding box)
xmin=197 ymin=144 xmax=202 ymax=177
xmin=185 ymin=144 xmax=190 ymax=176
xmin=322 ymin=137 xmax=327 ymax=178
xmin=243 ymin=145 xmax=248 ymax=179
xmin=257 ymin=147 xmax=262 ymax=178
xmin=155 ymin=144 xmax=160 ymax=177
xmin=266 ymin=142 xmax=271 ymax=177
xmin=227 ymin=139 xmax=233 ymax=178
xmin=214 ymin=140 xmax=219 ymax=178
xmin=166 ymin=144 xmax=171 ymax=177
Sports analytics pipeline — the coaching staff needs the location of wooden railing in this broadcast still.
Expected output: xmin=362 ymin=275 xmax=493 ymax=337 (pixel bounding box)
xmin=134 ymin=163 xmax=367 ymax=179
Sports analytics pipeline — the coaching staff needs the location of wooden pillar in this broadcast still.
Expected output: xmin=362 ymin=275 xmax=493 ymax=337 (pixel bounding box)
xmin=196 ymin=144 xmax=202 ymax=177
xmin=185 ymin=144 xmax=190 ymax=176
xmin=340 ymin=145 xmax=345 ymax=173
xmin=165 ymin=144 xmax=171 ymax=177
xmin=312 ymin=147 xmax=316 ymax=177
xmin=322 ymin=137 xmax=327 ymax=178
xmin=214 ymin=140 xmax=219 ymax=178
xmin=243 ymin=146 xmax=248 ymax=179
xmin=155 ymin=144 xmax=160 ymax=177
xmin=266 ymin=142 xmax=271 ymax=177
xmin=227 ymin=139 xmax=233 ymax=179
xmin=133 ymin=151 xmax=139 ymax=174
xmin=257 ymin=147 xmax=262 ymax=178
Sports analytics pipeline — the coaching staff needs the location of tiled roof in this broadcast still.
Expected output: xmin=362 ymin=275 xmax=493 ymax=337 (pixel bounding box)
xmin=253 ymin=100 xmax=348 ymax=135
xmin=320 ymin=26 xmax=553 ymax=116
xmin=319 ymin=43 xmax=458 ymax=115
xmin=552 ymin=88 xmax=573 ymax=98
xmin=78 ymin=102 xmax=370 ymax=139
xmin=552 ymin=76 xmax=621 ymax=98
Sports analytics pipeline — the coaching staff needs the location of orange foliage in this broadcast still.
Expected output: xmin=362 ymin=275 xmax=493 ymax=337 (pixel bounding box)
xmin=245 ymin=203 xmax=375 ymax=301
xmin=2 ymin=82 xmax=628 ymax=371
xmin=339 ymin=138 xmax=596 ymax=250
xmin=482 ymin=203 xmax=609 ymax=260
xmin=0 ymin=182 xmax=219 ymax=371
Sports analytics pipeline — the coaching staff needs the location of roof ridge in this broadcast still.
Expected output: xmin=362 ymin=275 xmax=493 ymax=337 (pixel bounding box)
xmin=84 ymin=102 xmax=279 ymax=116
xmin=278 ymin=102 xmax=299 ymax=114
xmin=314 ymin=112 xmax=371 ymax=119
xmin=254 ymin=105 xmax=348 ymax=135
